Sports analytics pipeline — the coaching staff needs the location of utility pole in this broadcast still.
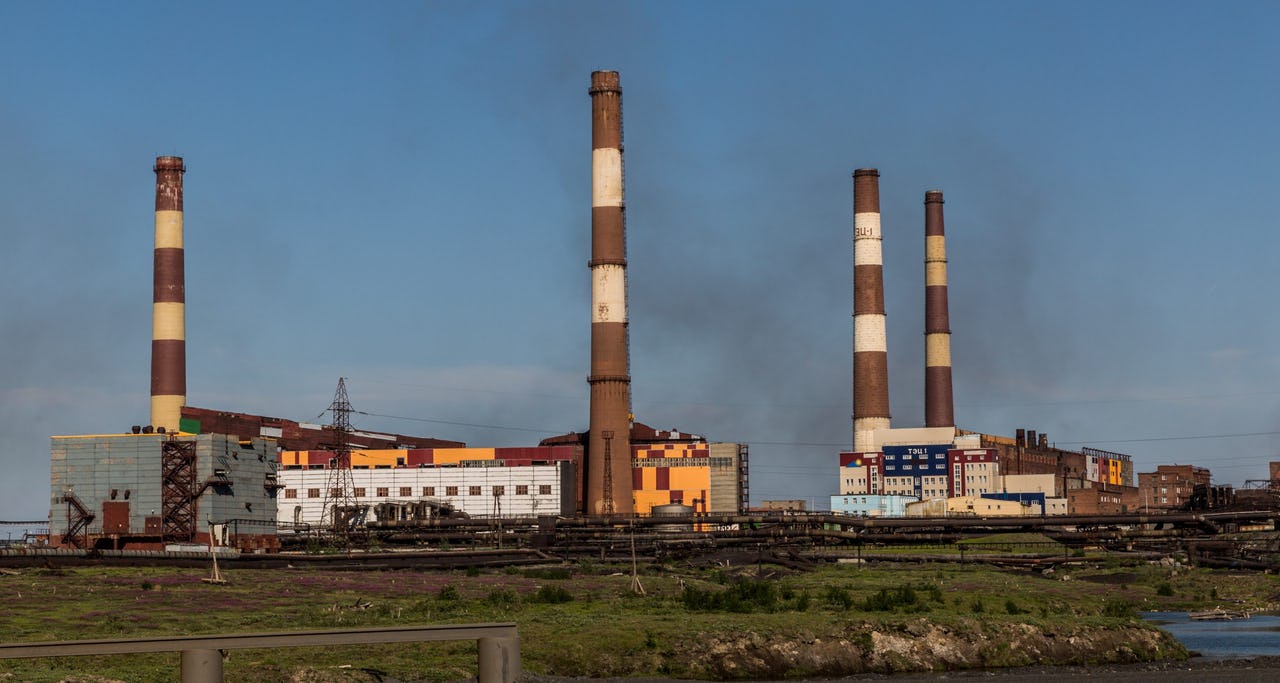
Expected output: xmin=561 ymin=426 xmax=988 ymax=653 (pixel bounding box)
xmin=320 ymin=378 xmax=358 ymax=547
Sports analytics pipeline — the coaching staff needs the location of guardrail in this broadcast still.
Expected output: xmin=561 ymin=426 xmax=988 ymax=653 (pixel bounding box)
xmin=0 ymin=623 xmax=520 ymax=683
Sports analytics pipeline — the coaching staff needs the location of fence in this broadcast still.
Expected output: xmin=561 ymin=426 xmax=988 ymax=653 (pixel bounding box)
xmin=0 ymin=623 xmax=520 ymax=683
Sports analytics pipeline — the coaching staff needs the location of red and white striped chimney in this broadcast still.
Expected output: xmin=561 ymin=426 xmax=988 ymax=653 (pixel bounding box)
xmin=587 ymin=71 xmax=633 ymax=515
xmin=151 ymin=156 xmax=186 ymax=432
xmin=853 ymin=169 xmax=890 ymax=452
xmin=924 ymin=190 xmax=954 ymax=428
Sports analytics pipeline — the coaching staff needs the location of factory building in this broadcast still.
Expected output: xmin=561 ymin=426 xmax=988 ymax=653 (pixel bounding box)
xmin=278 ymin=460 xmax=575 ymax=524
xmin=541 ymin=423 xmax=749 ymax=515
xmin=1136 ymin=465 xmax=1212 ymax=511
xmin=50 ymin=432 xmax=280 ymax=550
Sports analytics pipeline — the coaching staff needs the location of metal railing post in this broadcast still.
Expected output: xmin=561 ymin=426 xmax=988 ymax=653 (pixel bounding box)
xmin=180 ymin=648 xmax=223 ymax=683
xmin=478 ymin=636 xmax=521 ymax=683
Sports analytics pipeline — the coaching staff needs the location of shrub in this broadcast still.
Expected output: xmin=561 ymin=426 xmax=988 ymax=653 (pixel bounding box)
xmin=681 ymin=579 xmax=779 ymax=613
xmin=824 ymin=585 xmax=855 ymax=610
xmin=140 ymin=581 xmax=154 ymax=591
xmin=532 ymin=585 xmax=573 ymax=604
xmin=1156 ymin=582 xmax=1174 ymax=597
xmin=1005 ymin=599 xmax=1026 ymax=615
xmin=969 ymin=599 xmax=985 ymax=614
xmin=437 ymin=585 xmax=460 ymax=601
xmin=486 ymin=589 xmax=517 ymax=607
xmin=861 ymin=585 xmax=918 ymax=612
xmin=1103 ymin=599 xmax=1135 ymax=619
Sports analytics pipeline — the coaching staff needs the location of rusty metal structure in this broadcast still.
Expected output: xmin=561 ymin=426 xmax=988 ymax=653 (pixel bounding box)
xmin=60 ymin=491 xmax=94 ymax=549
xmin=320 ymin=378 xmax=360 ymax=538
xmin=924 ymin=190 xmax=955 ymax=428
xmin=852 ymin=169 xmax=890 ymax=452
xmin=160 ymin=437 xmax=198 ymax=542
xmin=151 ymin=156 xmax=187 ymax=433
xmin=587 ymin=70 xmax=634 ymax=514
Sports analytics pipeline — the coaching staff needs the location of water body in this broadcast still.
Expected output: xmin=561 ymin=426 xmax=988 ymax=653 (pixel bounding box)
xmin=1143 ymin=611 xmax=1280 ymax=658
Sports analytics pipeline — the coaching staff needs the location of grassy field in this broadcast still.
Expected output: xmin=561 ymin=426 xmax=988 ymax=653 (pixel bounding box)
xmin=0 ymin=551 xmax=1273 ymax=682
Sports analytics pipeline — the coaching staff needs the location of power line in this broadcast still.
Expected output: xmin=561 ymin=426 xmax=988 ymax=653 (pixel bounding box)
xmin=1056 ymin=430 xmax=1280 ymax=446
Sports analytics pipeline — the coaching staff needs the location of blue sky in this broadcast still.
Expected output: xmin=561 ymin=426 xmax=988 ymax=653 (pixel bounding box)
xmin=2 ymin=2 xmax=1279 ymax=519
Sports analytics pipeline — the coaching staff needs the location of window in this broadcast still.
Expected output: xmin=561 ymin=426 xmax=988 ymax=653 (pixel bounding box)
xmin=516 ymin=485 xmax=528 ymax=495
xmin=424 ymin=486 xmax=435 ymax=496
xmin=354 ymin=488 xmax=366 ymax=497
xmin=400 ymin=487 xmax=412 ymax=497
xmin=284 ymin=489 xmax=297 ymax=499
xmin=469 ymin=486 xmax=481 ymax=496
xmin=308 ymin=488 xmax=320 ymax=498
xmin=492 ymin=486 xmax=505 ymax=496
xmin=446 ymin=486 xmax=458 ymax=496
xmin=539 ymin=485 xmax=552 ymax=495
xmin=376 ymin=487 xmax=389 ymax=497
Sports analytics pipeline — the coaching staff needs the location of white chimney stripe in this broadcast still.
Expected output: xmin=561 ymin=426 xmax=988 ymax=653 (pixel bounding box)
xmin=925 ymin=235 xmax=947 ymax=260
xmin=926 ymin=261 xmax=948 ymax=286
xmin=853 ymin=314 xmax=887 ymax=352
xmin=926 ymin=333 xmax=952 ymax=367
xmin=854 ymin=419 xmax=889 ymax=452
xmin=592 ymin=148 xmax=623 ymax=208
xmin=854 ymin=212 xmax=881 ymax=240
xmin=155 ymin=211 xmax=184 ymax=249
xmin=591 ymin=263 xmax=627 ymax=323
xmin=152 ymin=302 xmax=186 ymax=340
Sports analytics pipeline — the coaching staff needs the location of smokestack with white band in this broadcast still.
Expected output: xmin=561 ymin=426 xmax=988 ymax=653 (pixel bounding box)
xmin=924 ymin=190 xmax=954 ymax=428
xmin=853 ymin=169 xmax=890 ymax=452
xmin=151 ymin=156 xmax=186 ymax=432
xmin=587 ymin=71 xmax=633 ymax=514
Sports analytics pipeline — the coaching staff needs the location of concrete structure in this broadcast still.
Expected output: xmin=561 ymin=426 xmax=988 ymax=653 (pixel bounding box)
xmin=587 ymin=70 xmax=634 ymax=515
xmin=50 ymin=433 xmax=279 ymax=550
xmin=923 ymin=190 xmax=954 ymax=428
xmin=151 ymin=156 xmax=187 ymax=433
xmin=908 ymin=495 xmax=1040 ymax=517
xmin=278 ymin=463 xmax=575 ymax=524
xmin=852 ymin=168 xmax=891 ymax=452
xmin=830 ymin=494 xmax=916 ymax=518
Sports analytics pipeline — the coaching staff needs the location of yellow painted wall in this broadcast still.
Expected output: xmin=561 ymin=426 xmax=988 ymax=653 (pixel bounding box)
xmin=433 ymin=448 xmax=495 ymax=465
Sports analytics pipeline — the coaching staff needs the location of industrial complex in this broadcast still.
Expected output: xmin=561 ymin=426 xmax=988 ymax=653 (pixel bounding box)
xmin=41 ymin=70 xmax=1264 ymax=555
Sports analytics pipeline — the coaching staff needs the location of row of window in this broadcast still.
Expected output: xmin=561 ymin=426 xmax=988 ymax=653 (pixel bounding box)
xmin=283 ymin=484 xmax=553 ymax=499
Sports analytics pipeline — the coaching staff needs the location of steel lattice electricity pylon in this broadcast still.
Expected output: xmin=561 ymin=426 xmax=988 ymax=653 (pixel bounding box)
xmin=320 ymin=378 xmax=359 ymax=544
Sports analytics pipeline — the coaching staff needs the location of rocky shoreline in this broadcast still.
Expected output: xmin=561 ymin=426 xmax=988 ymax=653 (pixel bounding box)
xmin=665 ymin=619 xmax=1184 ymax=679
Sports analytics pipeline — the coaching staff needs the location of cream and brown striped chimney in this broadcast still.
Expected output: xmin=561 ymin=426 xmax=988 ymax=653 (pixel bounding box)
xmin=150 ymin=156 xmax=186 ymax=432
xmin=587 ymin=71 xmax=633 ymax=514
xmin=853 ymin=169 xmax=890 ymax=452
xmin=924 ymin=190 xmax=954 ymax=428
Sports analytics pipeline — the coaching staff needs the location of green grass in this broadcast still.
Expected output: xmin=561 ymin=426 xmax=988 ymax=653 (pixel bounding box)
xmin=0 ymin=557 xmax=1242 ymax=682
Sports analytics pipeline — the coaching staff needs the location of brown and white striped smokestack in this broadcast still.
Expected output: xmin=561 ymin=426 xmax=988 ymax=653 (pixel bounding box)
xmin=151 ymin=156 xmax=186 ymax=432
xmin=587 ymin=70 xmax=633 ymax=514
xmin=853 ymin=169 xmax=890 ymax=452
xmin=924 ymin=190 xmax=954 ymax=428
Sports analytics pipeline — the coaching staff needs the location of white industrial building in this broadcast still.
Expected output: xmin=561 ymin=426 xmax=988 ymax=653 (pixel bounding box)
xmin=277 ymin=463 xmax=575 ymax=525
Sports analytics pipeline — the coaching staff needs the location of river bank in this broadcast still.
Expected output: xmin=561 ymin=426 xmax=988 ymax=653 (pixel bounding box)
xmin=2 ymin=554 xmax=1277 ymax=681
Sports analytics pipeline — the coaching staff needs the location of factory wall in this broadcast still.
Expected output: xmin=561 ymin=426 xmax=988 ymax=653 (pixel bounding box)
xmin=631 ymin=442 xmax=745 ymax=514
xmin=277 ymin=464 xmax=574 ymax=524
xmin=830 ymin=494 xmax=916 ymax=517
xmin=50 ymin=433 xmax=278 ymax=549
xmin=908 ymin=495 xmax=1039 ymax=517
